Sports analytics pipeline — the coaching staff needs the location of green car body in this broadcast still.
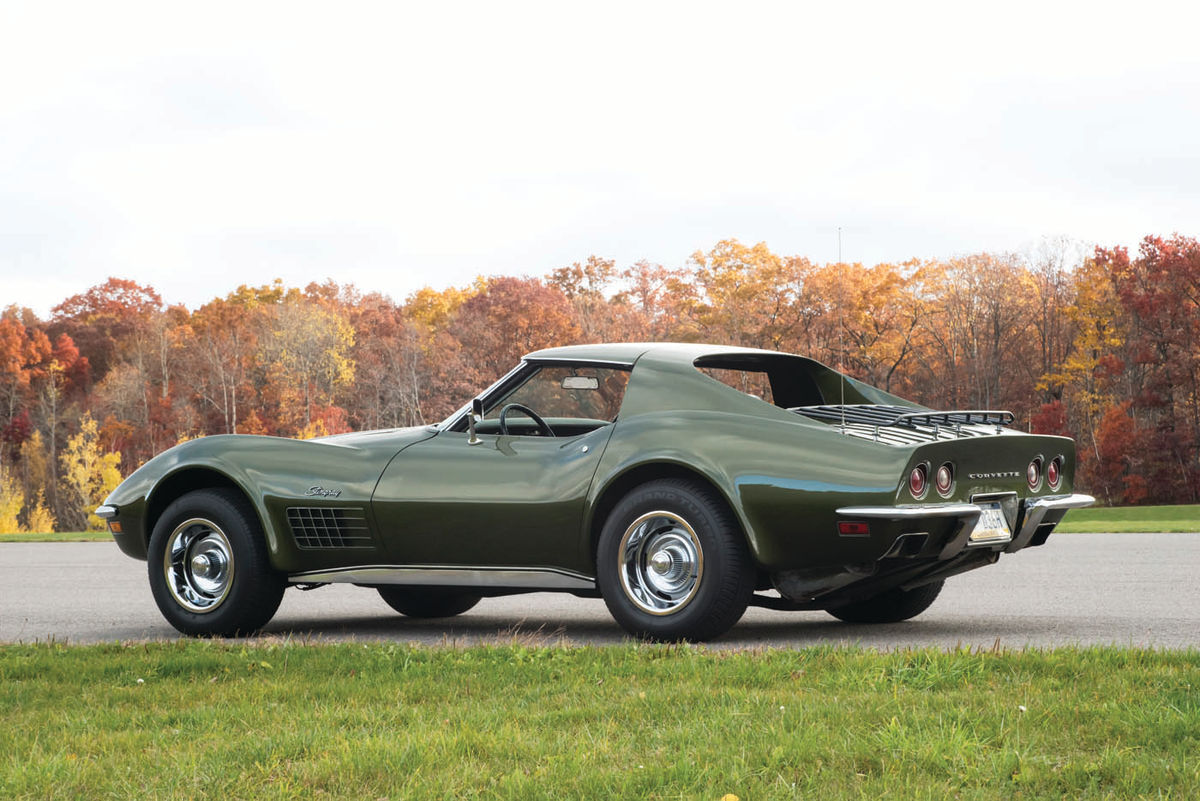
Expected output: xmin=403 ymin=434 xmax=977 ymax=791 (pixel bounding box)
xmin=99 ymin=342 xmax=1093 ymax=640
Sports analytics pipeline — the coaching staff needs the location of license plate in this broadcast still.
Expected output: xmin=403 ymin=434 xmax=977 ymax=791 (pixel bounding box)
xmin=969 ymin=502 xmax=1013 ymax=543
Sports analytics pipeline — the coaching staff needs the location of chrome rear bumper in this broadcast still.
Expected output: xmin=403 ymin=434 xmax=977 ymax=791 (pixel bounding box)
xmin=837 ymin=493 xmax=1095 ymax=557
xmin=1004 ymin=493 xmax=1095 ymax=552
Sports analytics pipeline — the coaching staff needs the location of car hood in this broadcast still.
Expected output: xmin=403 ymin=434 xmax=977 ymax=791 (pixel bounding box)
xmin=310 ymin=425 xmax=437 ymax=450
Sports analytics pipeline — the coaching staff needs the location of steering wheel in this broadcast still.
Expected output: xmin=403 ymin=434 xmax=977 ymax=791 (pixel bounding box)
xmin=498 ymin=403 xmax=556 ymax=437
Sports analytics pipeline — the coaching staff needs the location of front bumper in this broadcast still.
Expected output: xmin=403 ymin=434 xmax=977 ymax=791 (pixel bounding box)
xmin=836 ymin=493 xmax=1095 ymax=559
xmin=94 ymin=503 xmax=149 ymax=560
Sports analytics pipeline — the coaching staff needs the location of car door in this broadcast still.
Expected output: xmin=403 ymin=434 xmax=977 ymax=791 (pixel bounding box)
xmin=370 ymin=363 xmax=630 ymax=575
xmin=372 ymin=426 xmax=613 ymax=573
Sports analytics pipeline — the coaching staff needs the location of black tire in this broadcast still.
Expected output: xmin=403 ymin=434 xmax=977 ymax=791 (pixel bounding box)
xmin=377 ymin=587 xmax=482 ymax=618
xmin=597 ymin=478 xmax=755 ymax=642
xmin=825 ymin=580 xmax=945 ymax=624
xmin=147 ymin=488 xmax=285 ymax=637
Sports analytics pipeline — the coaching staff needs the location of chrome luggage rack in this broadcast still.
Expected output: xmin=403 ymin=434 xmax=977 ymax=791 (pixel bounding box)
xmin=790 ymin=405 xmax=1015 ymax=445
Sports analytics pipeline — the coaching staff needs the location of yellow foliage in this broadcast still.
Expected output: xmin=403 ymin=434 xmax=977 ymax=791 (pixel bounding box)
xmin=1039 ymin=258 xmax=1124 ymax=397
xmin=296 ymin=419 xmax=329 ymax=440
xmin=19 ymin=429 xmax=50 ymax=499
xmin=405 ymin=283 xmax=478 ymax=331
xmin=689 ymin=239 xmax=810 ymax=348
xmin=0 ymin=468 xmax=22 ymax=534
xmin=59 ymin=413 xmax=123 ymax=532
xmin=25 ymin=489 xmax=56 ymax=533
xmin=226 ymin=278 xmax=286 ymax=308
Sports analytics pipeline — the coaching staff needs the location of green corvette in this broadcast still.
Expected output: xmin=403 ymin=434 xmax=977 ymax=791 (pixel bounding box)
xmin=97 ymin=342 xmax=1093 ymax=641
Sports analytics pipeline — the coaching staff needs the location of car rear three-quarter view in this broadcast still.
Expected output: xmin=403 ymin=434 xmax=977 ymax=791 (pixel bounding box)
xmin=97 ymin=342 xmax=1093 ymax=642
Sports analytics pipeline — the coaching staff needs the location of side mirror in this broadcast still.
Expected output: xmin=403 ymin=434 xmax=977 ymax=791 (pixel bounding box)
xmin=468 ymin=398 xmax=484 ymax=445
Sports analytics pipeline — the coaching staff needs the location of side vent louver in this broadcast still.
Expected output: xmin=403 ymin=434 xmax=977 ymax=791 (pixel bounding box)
xmin=286 ymin=507 xmax=371 ymax=549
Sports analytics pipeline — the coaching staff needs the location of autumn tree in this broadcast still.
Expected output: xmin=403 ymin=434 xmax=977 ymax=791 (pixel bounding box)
xmin=912 ymin=254 xmax=1037 ymax=415
xmin=0 ymin=466 xmax=21 ymax=533
xmin=18 ymin=430 xmax=55 ymax=532
xmin=1037 ymin=257 xmax=1125 ymax=477
xmin=34 ymin=334 xmax=90 ymax=521
xmin=688 ymin=240 xmax=815 ymax=349
xmin=50 ymin=278 xmax=162 ymax=381
xmin=58 ymin=413 xmax=122 ymax=531
xmin=615 ymin=260 xmax=695 ymax=340
xmin=805 ymin=260 xmax=924 ymax=394
xmin=346 ymin=294 xmax=431 ymax=428
xmin=1099 ymin=235 xmax=1200 ymax=501
xmin=1092 ymin=402 xmax=1148 ymax=506
xmin=182 ymin=285 xmax=281 ymax=435
xmin=3 ymin=430 xmax=59 ymax=533
xmin=259 ymin=297 xmax=355 ymax=433
xmin=24 ymin=490 xmax=55 ymax=533
xmin=447 ymin=276 xmax=581 ymax=390
xmin=1029 ymin=237 xmax=1087 ymax=403
xmin=0 ymin=312 xmax=52 ymax=462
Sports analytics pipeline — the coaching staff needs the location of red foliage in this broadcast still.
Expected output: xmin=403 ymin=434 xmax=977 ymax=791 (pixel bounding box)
xmin=2 ymin=408 xmax=32 ymax=447
xmin=1097 ymin=235 xmax=1200 ymax=501
xmin=310 ymin=404 xmax=352 ymax=436
xmin=50 ymin=277 xmax=161 ymax=379
xmin=449 ymin=277 xmax=582 ymax=386
xmin=1093 ymin=402 xmax=1143 ymax=505
xmin=1030 ymin=400 xmax=1069 ymax=437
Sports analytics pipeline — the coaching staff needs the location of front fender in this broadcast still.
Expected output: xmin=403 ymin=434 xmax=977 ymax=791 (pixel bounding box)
xmin=102 ymin=430 xmax=431 ymax=571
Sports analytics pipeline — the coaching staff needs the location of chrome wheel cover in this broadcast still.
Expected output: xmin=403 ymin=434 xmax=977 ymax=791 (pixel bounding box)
xmin=162 ymin=517 xmax=234 ymax=614
xmin=618 ymin=510 xmax=703 ymax=615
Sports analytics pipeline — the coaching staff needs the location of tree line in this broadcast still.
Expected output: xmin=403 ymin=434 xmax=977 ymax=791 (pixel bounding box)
xmin=2 ymin=234 xmax=1197 ymax=531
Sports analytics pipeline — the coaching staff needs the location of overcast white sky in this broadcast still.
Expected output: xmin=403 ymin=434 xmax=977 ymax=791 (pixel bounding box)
xmin=2 ymin=1 xmax=1198 ymax=317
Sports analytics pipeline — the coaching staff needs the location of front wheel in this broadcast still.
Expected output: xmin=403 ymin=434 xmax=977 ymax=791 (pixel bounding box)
xmin=147 ymin=488 xmax=285 ymax=637
xmin=825 ymin=580 xmax=944 ymax=624
xmin=597 ymin=479 xmax=755 ymax=642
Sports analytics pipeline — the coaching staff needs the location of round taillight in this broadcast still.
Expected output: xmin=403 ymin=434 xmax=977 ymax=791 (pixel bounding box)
xmin=909 ymin=464 xmax=928 ymax=499
xmin=1047 ymin=457 xmax=1062 ymax=491
xmin=935 ymin=463 xmax=954 ymax=496
xmin=1027 ymin=458 xmax=1042 ymax=491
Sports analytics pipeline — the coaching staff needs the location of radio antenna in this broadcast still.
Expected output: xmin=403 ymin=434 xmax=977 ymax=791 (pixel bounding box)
xmin=838 ymin=226 xmax=846 ymax=433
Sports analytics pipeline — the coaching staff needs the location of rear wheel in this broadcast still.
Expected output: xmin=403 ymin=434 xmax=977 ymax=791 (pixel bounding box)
xmin=597 ymin=479 xmax=755 ymax=641
xmin=147 ymin=488 xmax=285 ymax=636
xmin=825 ymin=580 xmax=944 ymax=624
xmin=377 ymin=587 xmax=481 ymax=618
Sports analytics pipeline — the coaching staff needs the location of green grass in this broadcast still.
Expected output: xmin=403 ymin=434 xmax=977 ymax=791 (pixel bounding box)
xmin=0 ymin=531 xmax=108 ymax=543
xmin=2 ymin=642 xmax=1197 ymax=799
xmin=1056 ymin=503 xmax=1200 ymax=533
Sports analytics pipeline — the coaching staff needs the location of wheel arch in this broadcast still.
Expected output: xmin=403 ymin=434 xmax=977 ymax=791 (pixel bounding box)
xmin=587 ymin=460 xmax=760 ymax=568
xmin=145 ymin=467 xmax=268 ymax=552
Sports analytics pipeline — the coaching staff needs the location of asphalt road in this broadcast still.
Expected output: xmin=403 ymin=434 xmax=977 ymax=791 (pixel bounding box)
xmin=3 ymin=533 xmax=1199 ymax=649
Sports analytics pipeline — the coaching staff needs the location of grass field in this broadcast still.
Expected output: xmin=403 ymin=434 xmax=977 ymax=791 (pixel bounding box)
xmin=5 ymin=504 xmax=1199 ymax=542
xmin=1053 ymin=503 xmax=1200 ymax=533
xmin=0 ymin=530 xmax=109 ymax=543
xmin=2 ymin=642 xmax=1197 ymax=799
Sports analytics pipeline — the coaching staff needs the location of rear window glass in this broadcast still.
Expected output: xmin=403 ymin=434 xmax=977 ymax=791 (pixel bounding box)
xmin=696 ymin=366 xmax=774 ymax=404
